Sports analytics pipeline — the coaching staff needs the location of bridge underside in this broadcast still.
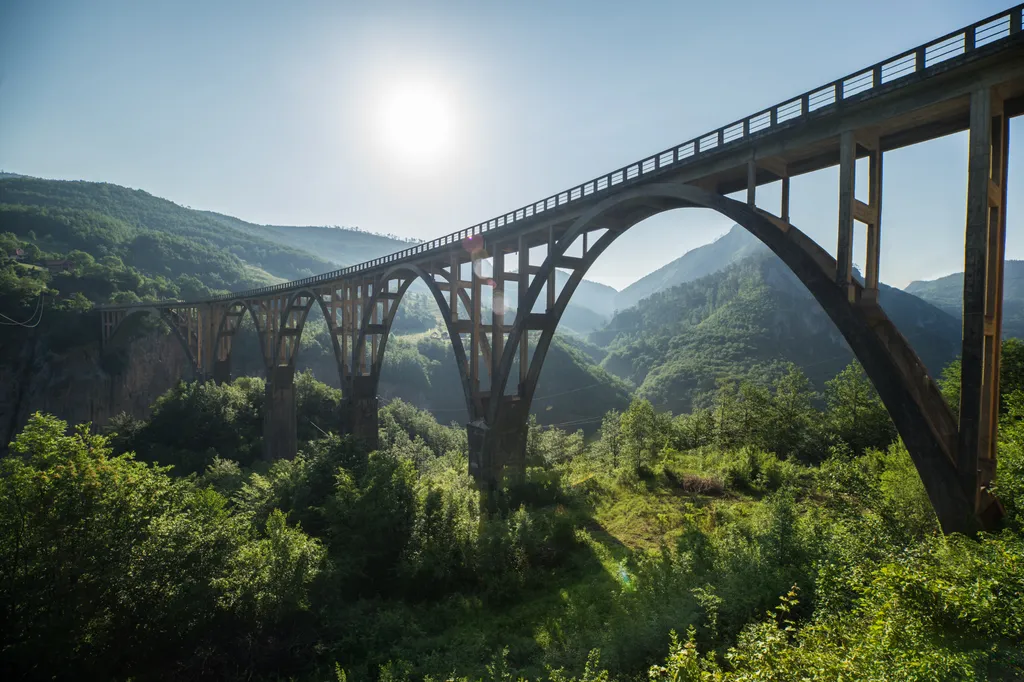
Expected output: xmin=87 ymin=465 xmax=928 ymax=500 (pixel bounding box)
xmin=97 ymin=11 xmax=1024 ymax=534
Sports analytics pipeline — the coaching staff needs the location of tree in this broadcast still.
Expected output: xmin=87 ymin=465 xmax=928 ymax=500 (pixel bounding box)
xmin=597 ymin=409 xmax=623 ymax=468
xmin=825 ymin=362 xmax=895 ymax=453
xmin=940 ymin=338 xmax=1024 ymax=418
xmin=766 ymin=365 xmax=819 ymax=459
xmin=0 ymin=414 xmax=247 ymax=678
xmin=620 ymin=399 xmax=658 ymax=472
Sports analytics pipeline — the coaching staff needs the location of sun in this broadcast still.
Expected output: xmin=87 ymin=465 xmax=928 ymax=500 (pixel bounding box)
xmin=378 ymin=81 xmax=454 ymax=167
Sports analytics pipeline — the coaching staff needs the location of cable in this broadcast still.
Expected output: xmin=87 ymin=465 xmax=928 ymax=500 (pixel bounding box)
xmin=0 ymin=293 xmax=44 ymax=327
xmin=306 ymin=417 xmax=331 ymax=438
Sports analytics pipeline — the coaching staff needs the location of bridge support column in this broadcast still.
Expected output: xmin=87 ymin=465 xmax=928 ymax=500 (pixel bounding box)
xmin=958 ymin=87 xmax=1008 ymax=524
xmin=468 ymin=396 xmax=528 ymax=487
xmin=343 ymin=375 xmax=379 ymax=450
xmin=263 ymin=365 xmax=297 ymax=460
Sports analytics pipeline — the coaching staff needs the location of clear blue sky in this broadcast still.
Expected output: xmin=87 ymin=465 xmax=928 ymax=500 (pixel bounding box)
xmin=1 ymin=0 xmax=1020 ymax=289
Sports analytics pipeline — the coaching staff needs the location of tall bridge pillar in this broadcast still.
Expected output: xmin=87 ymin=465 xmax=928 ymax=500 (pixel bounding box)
xmin=958 ymin=86 xmax=1010 ymax=525
xmin=264 ymin=365 xmax=297 ymax=460
xmin=343 ymin=375 xmax=380 ymax=451
xmin=469 ymin=396 xmax=528 ymax=487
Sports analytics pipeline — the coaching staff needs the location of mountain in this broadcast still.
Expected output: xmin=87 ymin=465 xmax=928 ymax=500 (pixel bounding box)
xmin=0 ymin=177 xmax=415 ymax=287
xmin=592 ymin=250 xmax=962 ymax=414
xmin=906 ymin=261 xmax=1024 ymax=338
xmin=199 ymin=211 xmax=418 ymax=269
xmin=614 ymin=224 xmax=767 ymax=310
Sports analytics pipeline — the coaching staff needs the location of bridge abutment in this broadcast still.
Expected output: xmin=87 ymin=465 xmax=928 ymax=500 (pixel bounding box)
xmin=263 ymin=366 xmax=297 ymax=460
xmin=343 ymin=375 xmax=380 ymax=451
xmin=468 ymin=397 xmax=528 ymax=487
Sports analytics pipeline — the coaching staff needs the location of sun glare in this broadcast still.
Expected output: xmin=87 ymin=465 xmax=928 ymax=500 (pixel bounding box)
xmin=378 ymin=81 xmax=454 ymax=167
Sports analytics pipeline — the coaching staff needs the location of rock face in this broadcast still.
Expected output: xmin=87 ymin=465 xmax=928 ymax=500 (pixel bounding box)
xmin=0 ymin=329 xmax=188 ymax=450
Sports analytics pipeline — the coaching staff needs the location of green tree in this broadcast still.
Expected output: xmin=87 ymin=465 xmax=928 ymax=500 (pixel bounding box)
xmin=825 ymin=361 xmax=895 ymax=453
xmin=620 ymin=399 xmax=658 ymax=472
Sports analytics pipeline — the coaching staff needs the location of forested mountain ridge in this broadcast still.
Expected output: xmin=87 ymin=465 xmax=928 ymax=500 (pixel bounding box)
xmin=614 ymin=224 xmax=767 ymax=311
xmin=199 ymin=210 xmax=419 ymax=269
xmin=0 ymin=176 xmax=416 ymax=285
xmin=592 ymin=249 xmax=961 ymax=414
xmin=906 ymin=259 xmax=1024 ymax=338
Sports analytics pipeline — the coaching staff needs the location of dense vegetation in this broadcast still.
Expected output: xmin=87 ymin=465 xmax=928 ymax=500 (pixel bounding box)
xmin=4 ymin=351 xmax=1024 ymax=681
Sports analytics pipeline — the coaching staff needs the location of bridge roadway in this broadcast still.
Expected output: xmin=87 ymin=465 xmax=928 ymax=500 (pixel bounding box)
xmin=100 ymin=5 xmax=1024 ymax=534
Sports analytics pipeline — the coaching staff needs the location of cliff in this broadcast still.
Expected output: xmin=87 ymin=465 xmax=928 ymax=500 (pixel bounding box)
xmin=0 ymin=327 xmax=188 ymax=449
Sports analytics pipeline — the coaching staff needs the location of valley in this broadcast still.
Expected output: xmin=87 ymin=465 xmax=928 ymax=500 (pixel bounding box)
xmin=2 ymin=175 xmax=1023 ymax=681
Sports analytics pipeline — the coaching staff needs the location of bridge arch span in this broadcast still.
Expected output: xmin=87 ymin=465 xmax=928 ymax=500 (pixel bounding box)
xmin=273 ymin=288 xmax=347 ymax=386
xmin=210 ymin=299 xmax=274 ymax=384
xmin=106 ymin=307 xmax=203 ymax=380
xmin=354 ymin=262 xmax=476 ymax=419
xmin=492 ymin=182 xmax=975 ymax=533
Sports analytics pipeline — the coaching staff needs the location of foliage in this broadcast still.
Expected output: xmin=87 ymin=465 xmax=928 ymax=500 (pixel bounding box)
xmin=593 ymin=252 xmax=961 ymax=415
xmin=5 ymin=352 xmax=1024 ymax=681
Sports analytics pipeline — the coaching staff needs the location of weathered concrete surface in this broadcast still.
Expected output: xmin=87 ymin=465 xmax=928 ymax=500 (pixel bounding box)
xmin=343 ymin=375 xmax=380 ymax=451
xmin=468 ymin=396 xmax=528 ymax=487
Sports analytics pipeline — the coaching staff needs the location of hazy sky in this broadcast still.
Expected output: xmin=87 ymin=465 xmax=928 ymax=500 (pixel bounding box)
xmin=1 ymin=0 xmax=1021 ymax=290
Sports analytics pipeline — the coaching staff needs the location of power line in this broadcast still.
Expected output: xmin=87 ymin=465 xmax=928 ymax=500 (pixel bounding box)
xmin=0 ymin=294 xmax=44 ymax=328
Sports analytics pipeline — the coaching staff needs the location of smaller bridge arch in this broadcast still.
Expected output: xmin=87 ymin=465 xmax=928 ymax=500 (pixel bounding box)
xmin=353 ymin=262 xmax=477 ymax=420
xmin=101 ymin=305 xmax=204 ymax=380
xmin=209 ymin=299 xmax=270 ymax=384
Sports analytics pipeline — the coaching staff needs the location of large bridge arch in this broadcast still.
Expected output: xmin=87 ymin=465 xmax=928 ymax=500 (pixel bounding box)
xmin=491 ymin=182 xmax=977 ymax=534
xmin=353 ymin=262 xmax=477 ymax=420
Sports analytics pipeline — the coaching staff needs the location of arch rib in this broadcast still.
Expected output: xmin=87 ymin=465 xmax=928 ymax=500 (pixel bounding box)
xmin=274 ymin=289 xmax=347 ymax=387
xmin=354 ymin=263 xmax=477 ymax=420
xmin=492 ymin=182 xmax=977 ymax=534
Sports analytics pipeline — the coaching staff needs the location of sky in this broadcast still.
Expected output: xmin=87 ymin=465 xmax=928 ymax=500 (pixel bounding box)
xmin=1 ymin=0 xmax=1021 ymax=290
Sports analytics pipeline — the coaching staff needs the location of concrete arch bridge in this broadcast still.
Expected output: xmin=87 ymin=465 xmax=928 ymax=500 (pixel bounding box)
xmin=100 ymin=5 xmax=1024 ymax=534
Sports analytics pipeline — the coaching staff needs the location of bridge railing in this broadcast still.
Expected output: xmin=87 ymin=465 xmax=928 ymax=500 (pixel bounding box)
xmin=181 ymin=4 xmax=1024 ymax=306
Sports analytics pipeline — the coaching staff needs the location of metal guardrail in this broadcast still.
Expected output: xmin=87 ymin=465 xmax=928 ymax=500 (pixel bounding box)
xmin=189 ymin=4 xmax=1023 ymax=305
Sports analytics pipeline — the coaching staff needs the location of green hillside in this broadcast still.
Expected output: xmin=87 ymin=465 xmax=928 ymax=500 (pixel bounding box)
xmin=200 ymin=210 xmax=418 ymax=268
xmin=614 ymin=224 xmax=767 ymax=310
xmin=906 ymin=260 xmax=1024 ymax=338
xmin=593 ymin=251 xmax=961 ymax=414
xmin=0 ymin=177 xmax=348 ymax=282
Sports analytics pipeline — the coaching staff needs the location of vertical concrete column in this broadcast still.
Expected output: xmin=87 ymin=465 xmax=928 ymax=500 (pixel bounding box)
xmin=344 ymin=374 xmax=379 ymax=451
xmin=468 ymin=396 xmax=528 ymax=487
xmin=263 ymin=365 xmax=297 ymax=460
xmin=958 ymin=87 xmax=1008 ymax=521
xmin=836 ymin=130 xmax=857 ymax=302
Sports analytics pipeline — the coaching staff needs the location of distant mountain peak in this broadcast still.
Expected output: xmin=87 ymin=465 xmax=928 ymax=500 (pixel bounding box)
xmin=614 ymin=223 xmax=768 ymax=310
